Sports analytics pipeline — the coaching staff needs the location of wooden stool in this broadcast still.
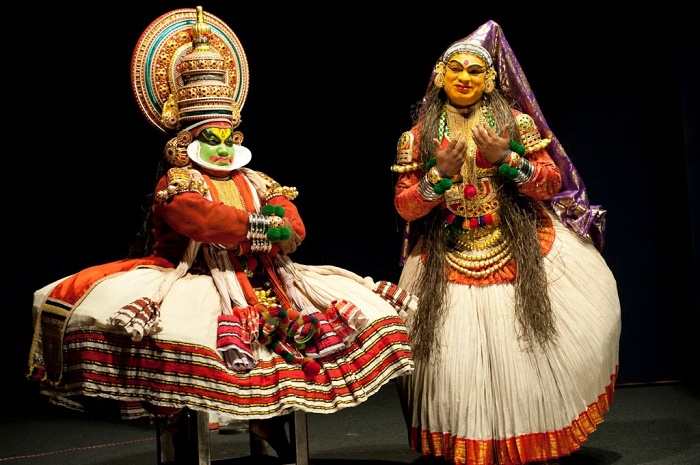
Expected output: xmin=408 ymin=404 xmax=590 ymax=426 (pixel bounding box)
xmin=156 ymin=409 xmax=309 ymax=465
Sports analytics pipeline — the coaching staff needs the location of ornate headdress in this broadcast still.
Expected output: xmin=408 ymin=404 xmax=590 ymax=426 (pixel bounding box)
xmin=131 ymin=6 xmax=249 ymax=133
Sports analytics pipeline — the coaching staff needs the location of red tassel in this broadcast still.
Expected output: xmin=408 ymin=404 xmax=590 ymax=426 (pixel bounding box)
xmin=302 ymin=357 xmax=321 ymax=377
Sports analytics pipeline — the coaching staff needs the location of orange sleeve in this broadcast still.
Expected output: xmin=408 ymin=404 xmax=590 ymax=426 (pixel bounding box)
xmin=266 ymin=196 xmax=306 ymax=240
xmin=517 ymin=149 xmax=562 ymax=201
xmin=153 ymin=175 xmax=250 ymax=248
xmin=394 ymin=172 xmax=443 ymax=221
xmin=393 ymin=127 xmax=443 ymax=221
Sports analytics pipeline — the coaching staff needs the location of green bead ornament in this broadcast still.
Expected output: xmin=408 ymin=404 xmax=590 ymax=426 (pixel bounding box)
xmin=498 ymin=164 xmax=519 ymax=179
xmin=509 ymin=140 xmax=525 ymax=156
xmin=433 ymin=178 xmax=453 ymax=195
xmin=278 ymin=227 xmax=291 ymax=241
xmin=267 ymin=228 xmax=282 ymax=242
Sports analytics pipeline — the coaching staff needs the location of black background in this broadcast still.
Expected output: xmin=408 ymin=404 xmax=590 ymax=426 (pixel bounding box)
xmin=6 ymin=2 xmax=698 ymax=407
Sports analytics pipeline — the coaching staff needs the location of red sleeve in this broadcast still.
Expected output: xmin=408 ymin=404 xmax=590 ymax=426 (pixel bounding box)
xmin=266 ymin=196 xmax=306 ymax=240
xmin=393 ymin=127 xmax=442 ymax=221
xmin=517 ymin=149 xmax=562 ymax=201
xmin=394 ymin=172 xmax=443 ymax=221
xmin=153 ymin=175 xmax=250 ymax=248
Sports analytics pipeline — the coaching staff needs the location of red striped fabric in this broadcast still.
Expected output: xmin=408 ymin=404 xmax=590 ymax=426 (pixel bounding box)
xmin=61 ymin=316 xmax=413 ymax=417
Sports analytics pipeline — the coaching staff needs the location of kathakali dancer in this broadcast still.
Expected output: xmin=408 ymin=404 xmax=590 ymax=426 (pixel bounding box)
xmin=28 ymin=6 xmax=413 ymax=460
xmin=392 ymin=20 xmax=620 ymax=465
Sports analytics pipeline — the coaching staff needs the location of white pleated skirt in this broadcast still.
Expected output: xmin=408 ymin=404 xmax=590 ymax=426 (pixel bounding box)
xmin=398 ymin=214 xmax=620 ymax=464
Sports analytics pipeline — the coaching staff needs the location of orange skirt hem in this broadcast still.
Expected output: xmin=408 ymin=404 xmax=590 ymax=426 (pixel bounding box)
xmin=411 ymin=369 xmax=617 ymax=465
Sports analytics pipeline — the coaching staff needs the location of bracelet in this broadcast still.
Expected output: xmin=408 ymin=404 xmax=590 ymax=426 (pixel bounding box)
xmin=247 ymin=213 xmax=273 ymax=240
xmin=498 ymin=157 xmax=535 ymax=185
xmin=418 ymin=174 xmax=443 ymax=201
xmin=426 ymin=166 xmax=443 ymax=185
xmin=250 ymin=238 xmax=272 ymax=253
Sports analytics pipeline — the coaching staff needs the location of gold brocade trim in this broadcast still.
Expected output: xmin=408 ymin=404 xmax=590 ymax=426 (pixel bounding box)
xmin=525 ymin=138 xmax=551 ymax=154
xmin=515 ymin=113 xmax=551 ymax=154
xmin=453 ymin=227 xmax=503 ymax=251
xmin=177 ymin=58 xmax=226 ymax=73
xmin=396 ymin=131 xmax=415 ymax=164
xmin=390 ymin=162 xmax=421 ymax=173
xmin=177 ymin=85 xmax=235 ymax=100
xmin=476 ymin=165 xmax=498 ymax=178
xmin=254 ymin=170 xmax=299 ymax=201
xmin=444 ymin=178 xmax=500 ymax=218
xmin=156 ymin=168 xmax=209 ymax=203
xmin=210 ymin=178 xmax=246 ymax=210
xmin=266 ymin=185 xmax=298 ymax=201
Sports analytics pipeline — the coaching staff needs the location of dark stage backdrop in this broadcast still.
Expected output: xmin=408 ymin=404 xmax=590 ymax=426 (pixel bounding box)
xmin=7 ymin=3 xmax=697 ymax=406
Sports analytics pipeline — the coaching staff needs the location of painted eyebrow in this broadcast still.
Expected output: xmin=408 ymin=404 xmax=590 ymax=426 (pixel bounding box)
xmin=202 ymin=130 xmax=223 ymax=142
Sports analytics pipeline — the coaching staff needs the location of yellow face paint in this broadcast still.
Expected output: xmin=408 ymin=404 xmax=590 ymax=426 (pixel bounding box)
xmin=443 ymin=53 xmax=487 ymax=107
xmin=208 ymin=127 xmax=232 ymax=143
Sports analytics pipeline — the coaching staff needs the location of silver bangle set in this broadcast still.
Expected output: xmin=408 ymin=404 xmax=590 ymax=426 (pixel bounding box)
xmin=247 ymin=213 xmax=285 ymax=253
xmin=248 ymin=213 xmax=272 ymax=253
xmin=513 ymin=157 xmax=535 ymax=185
xmin=417 ymin=174 xmax=443 ymax=201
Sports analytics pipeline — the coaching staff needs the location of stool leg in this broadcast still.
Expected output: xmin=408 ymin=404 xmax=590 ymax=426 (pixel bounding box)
xmin=171 ymin=409 xmax=210 ymax=465
xmin=155 ymin=416 xmax=176 ymax=465
xmin=155 ymin=418 xmax=163 ymax=465
xmin=292 ymin=411 xmax=309 ymax=465
xmin=195 ymin=411 xmax=211 ymax=465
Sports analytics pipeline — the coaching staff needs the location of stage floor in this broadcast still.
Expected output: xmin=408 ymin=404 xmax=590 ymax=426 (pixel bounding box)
xmin=1 ymin=383 xmax=698 ymax=465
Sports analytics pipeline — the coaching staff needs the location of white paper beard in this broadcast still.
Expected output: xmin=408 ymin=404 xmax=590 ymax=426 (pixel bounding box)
xmin=187 ymin=140 xmax=252 ymax=172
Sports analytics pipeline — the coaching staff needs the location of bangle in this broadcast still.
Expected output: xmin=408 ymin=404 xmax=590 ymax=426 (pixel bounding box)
xmin=418 ymin=174 xmax=443 ymax=201
xmin=426 ymin=166 xmax=443 ymax=185
xmin=498 ymin=157 xmax=535 ymax=185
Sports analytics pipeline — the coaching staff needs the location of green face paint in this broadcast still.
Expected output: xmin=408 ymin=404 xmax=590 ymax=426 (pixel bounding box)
xmin=197 ymin=128 xmax=234 ymax=166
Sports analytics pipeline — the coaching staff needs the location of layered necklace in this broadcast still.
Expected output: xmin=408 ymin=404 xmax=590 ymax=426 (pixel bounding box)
xmin=440 ymin=102 xmax=513 ymax=277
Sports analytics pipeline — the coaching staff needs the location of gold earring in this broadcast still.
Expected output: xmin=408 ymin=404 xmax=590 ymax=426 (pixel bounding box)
xmin=433 ymin=62 xmax=446 ymax=88
xmin=484 ymin=68 xmax=496 ymax=94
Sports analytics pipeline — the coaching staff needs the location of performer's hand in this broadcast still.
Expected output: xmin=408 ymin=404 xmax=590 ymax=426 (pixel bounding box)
xmin=278 ymin=218 xmax=303 ymax=255
xmin=472 ymin=124 xmax=510 ymax=164
xmin=434 ymin=137 xmax=466 ymax=177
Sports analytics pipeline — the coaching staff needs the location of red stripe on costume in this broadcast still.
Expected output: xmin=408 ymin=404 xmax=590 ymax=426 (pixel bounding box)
xmin=410 ymin=369 xmax=617 ymax=465
xmin=65 ymin=325 xmax=409 ymax=392
xmin=62 ymin=318 xmax=410 ymax=406
xmin=69 ymin=342 xmax=412 ymax=409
